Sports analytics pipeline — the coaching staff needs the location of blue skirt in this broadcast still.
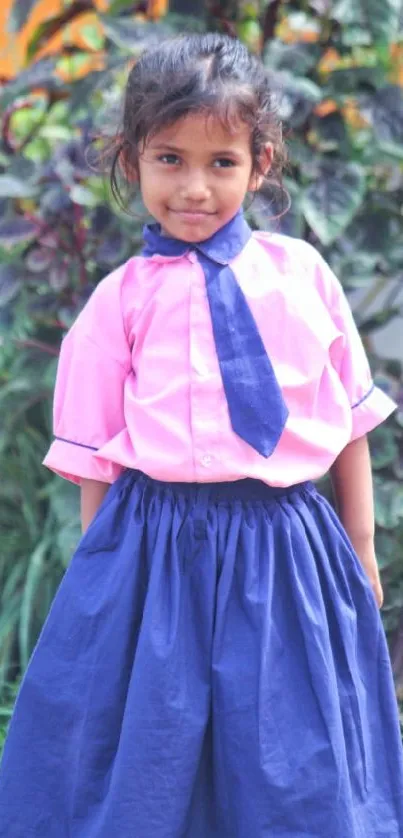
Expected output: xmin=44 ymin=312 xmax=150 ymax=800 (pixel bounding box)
xmin=1 ymin=471 xmax=403 ymax=837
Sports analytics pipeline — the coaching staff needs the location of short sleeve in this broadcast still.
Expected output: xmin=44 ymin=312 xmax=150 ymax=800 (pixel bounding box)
xmin=311 ymin=249 xmax=396 ymax=441
xmin=43 ymin=264 xmax=132 ymax=485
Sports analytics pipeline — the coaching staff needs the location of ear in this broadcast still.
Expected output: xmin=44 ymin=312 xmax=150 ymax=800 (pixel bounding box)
xmin=248 ymin=143 xmax=273 ymax=192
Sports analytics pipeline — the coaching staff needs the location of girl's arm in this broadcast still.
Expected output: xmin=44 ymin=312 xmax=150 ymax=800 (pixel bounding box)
xmin=81 ymin=478 xmax=110 ymax=533
xmin=330 ymin=435 xmax=383 ymax=608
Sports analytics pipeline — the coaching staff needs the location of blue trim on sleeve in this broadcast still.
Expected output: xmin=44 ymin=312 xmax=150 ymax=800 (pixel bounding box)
xmin=55 ymin=436 xmax=98 ymax=452
xmin=352 ymin=383 xmax=375 ymax=410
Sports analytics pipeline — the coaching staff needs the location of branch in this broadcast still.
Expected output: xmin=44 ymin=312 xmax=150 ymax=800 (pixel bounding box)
xmin=262 ymin=0 xmax=283 ymax=45
xmin=14 ymin=339 xmax=60 ymax=356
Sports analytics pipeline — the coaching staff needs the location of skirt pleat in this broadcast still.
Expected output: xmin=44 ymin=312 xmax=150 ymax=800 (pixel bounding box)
xmin=0 ymin=471 xmax=402 ymax=837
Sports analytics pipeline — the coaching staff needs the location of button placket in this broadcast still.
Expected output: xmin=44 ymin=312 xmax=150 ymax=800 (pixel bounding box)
xmin=188 ymin=258 xmax=223 ymax=480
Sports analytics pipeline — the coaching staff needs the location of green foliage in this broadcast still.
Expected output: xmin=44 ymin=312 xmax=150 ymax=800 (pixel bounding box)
xmin=1 ymin=0 xmax=403 ymax=717
xmin=0 ymin=683 xmax=19 ymax=753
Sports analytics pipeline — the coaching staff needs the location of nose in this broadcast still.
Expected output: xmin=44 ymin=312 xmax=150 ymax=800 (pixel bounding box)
xmin=179 ymin=169 xmax=211 ymax=202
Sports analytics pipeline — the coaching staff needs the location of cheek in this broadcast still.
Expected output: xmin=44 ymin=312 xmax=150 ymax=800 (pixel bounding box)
xmin=140 ymin=171 xmax=169 ymax=202
xmin=219 ymin=171 xmax=252 ymax=201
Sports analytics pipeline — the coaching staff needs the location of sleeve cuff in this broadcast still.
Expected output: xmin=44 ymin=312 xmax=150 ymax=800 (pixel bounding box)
xmin=43 ymin=438 xmax=123 ymax=485
xmin=350 ymin=384 xmax=396 ymax=441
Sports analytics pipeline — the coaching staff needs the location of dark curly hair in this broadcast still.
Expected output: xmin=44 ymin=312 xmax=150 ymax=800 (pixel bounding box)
xmin=108 ymin=32 xmax=287 ymax=211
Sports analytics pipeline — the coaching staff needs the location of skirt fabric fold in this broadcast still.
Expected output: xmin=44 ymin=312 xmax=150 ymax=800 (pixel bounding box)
xmin=0 ymin=471 xmax=402 ymax=837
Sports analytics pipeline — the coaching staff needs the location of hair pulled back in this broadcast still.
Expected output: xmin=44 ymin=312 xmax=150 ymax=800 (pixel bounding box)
xmin=108 ymin=32 xmax=286 ymax=210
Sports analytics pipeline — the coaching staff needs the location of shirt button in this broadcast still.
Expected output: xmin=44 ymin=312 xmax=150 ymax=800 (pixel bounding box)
xmin=201 ymin=454 xmax=212 ymax=467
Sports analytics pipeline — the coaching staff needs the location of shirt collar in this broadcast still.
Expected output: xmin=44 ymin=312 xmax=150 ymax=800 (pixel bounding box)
xmin=142 ymin=209 xmax=251 ymax=265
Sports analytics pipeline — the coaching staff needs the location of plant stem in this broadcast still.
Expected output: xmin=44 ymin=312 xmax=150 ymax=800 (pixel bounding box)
xmin=262 ymin=0 xmax=283 ymax=45
xmin=14 ymin=339 xmax=59 ymax=356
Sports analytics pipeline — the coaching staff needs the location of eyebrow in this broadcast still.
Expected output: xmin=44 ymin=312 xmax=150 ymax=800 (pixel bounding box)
xmin=149 ymin=143 xmax=184 ymax=153
xmin=150 ymin=143 xmax=244 ymax=157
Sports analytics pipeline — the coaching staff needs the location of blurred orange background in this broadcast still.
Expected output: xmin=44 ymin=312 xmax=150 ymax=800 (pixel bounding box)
xmin=0 ymin=0 xmax=111 ymax=77
xmin=0 ymin=0 xmax=168 ymax=77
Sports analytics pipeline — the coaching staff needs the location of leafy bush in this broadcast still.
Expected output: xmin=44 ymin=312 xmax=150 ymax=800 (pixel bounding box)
xmin=1 ymin=0 xmax=403 ymax=705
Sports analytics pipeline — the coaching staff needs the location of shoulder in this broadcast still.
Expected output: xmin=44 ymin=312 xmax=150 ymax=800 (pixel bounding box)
xmin=64 ymin=256 xmax=146 ymax=364
xmin=85 ymin=256 xmax=141 ymax=307
xmin=251 ymin=230 xmax=339 ymax=304
xmin=252 ymin=229 xmax=322 ymax=273
xmin=69 ymin=256 xmax=143 ymax=333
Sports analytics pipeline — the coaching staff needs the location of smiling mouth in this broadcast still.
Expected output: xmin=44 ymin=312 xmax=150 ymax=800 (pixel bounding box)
xmin=169 ymin=209 xmax=216 ymax=219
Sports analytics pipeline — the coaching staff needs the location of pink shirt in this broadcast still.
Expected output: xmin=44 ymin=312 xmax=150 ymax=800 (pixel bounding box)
xmin=43 ymin=232 xmax=395 ymax=487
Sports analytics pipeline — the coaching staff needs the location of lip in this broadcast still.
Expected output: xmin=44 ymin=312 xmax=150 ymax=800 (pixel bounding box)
xmin=169 ymin=209 xmax=216 ymax=222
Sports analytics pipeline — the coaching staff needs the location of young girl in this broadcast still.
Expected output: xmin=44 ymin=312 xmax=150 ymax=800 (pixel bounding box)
xmin=1 ymin=32 xmax=402 ymax=838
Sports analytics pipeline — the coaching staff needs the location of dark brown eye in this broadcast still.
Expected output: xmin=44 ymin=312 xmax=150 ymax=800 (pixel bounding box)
xmin=159 ymin=154 xmax=180 ymax=165
xmin=213 ymin=158 xmax=236 ymax=168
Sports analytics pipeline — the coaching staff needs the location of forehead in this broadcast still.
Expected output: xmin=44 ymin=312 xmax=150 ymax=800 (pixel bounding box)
xmin=147 ymin=112 xmax=251 ymax=151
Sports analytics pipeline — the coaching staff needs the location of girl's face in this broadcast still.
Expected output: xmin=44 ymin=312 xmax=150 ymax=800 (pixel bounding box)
xmin=137 ymin=112 xmax=272 ymax=242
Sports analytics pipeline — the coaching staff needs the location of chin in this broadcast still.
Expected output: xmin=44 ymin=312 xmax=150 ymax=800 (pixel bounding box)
xmin=172 ymin=219 xmax=222 ymax=243
xmin=180 ymin=228 xmax=211 ymax=242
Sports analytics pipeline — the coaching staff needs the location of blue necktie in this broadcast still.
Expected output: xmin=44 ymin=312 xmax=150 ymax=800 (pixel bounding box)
xmin=142 ymin=211 xmax=288 ymax=457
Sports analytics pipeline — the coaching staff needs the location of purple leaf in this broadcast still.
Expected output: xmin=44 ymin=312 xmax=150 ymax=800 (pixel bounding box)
xmin=0 ymin=218 xmax=37 ymax=248
xmin=0 ymin=264 xmax=22 ymax=306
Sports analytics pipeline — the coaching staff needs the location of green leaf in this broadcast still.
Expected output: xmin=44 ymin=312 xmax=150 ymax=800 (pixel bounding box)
xmin=374 ymin=478 xmax=403 ymax=529
xmin=7 ymin=156 xmax=36 ymax=182
xmin=338 ymin=252 xmax=379 ymax=284
xmin=0 ymin=176 xmax=38 ymax=199
xmin=312 ymin=112 xmax=349 ymax=154
xmin=369 ymin=425 xmax=399 ymax=469
xmin=333 ymin=0 xmax=402 ymax=43
xmin=359 ymin=308 xmax=401 ymax=334
xmin=47 ymin=479 xmax=80 ymax=566
xmin=362 ymin=86 xmax=403 ymax=149
xmin=263 ymin=40 xmax=318 ymax=75
xmin=40 ymin=125 xmax=74 ymax=142
xmin=70 ymin=184 xmax=100 ymax=208
xmin=7 ymin=0 xmax=38 ymax=33
xmin=388 ymin=244 xmax=403 ymax=270
xmin=0 ymin=379 xmax=34 ymax=408
xmin=106 ymin=0 xmax=138 ymax=13
xmin=327 ymin=66 xmax=384 ymax=95
xmin=0 ymin=594 xmax=20 ymax=647
xmin=80 ymin=23 xmax=105 ymax=51
xmin=376 ymin=141 xmax=403 ymax=161
xmin=375 ymin=532 xmax=400 ymax=570
xmin=0 ymin=59 xmax=60 ymax=109
xmin=101 ymin=16 xmax=160 ymax=51
xmin=393 ymin=453 xmax=403 ymax=481
xmin=272 ymin=72 xmax=322 ymax=128
xmin=346 ymin=211 xmax=397 ymax=255
xmin=163 ymin=13 xmax=205 ymax=34
xmin=57 ymin=53 xmax=91 ymax=78
xmin=26 ymin=0 xmax=95 ymax=63
xmin=67 ymin=69 xmax=106 ymax=114
xmin=339 ymin=26 xmax=373 ymax=46
xmin=1 ymin=563 xmax=25 ymax=605
xmin=301 ymin=163 xmax=366 ymax=245
xmin=19 ymin=538 xmax=50 ymax=670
